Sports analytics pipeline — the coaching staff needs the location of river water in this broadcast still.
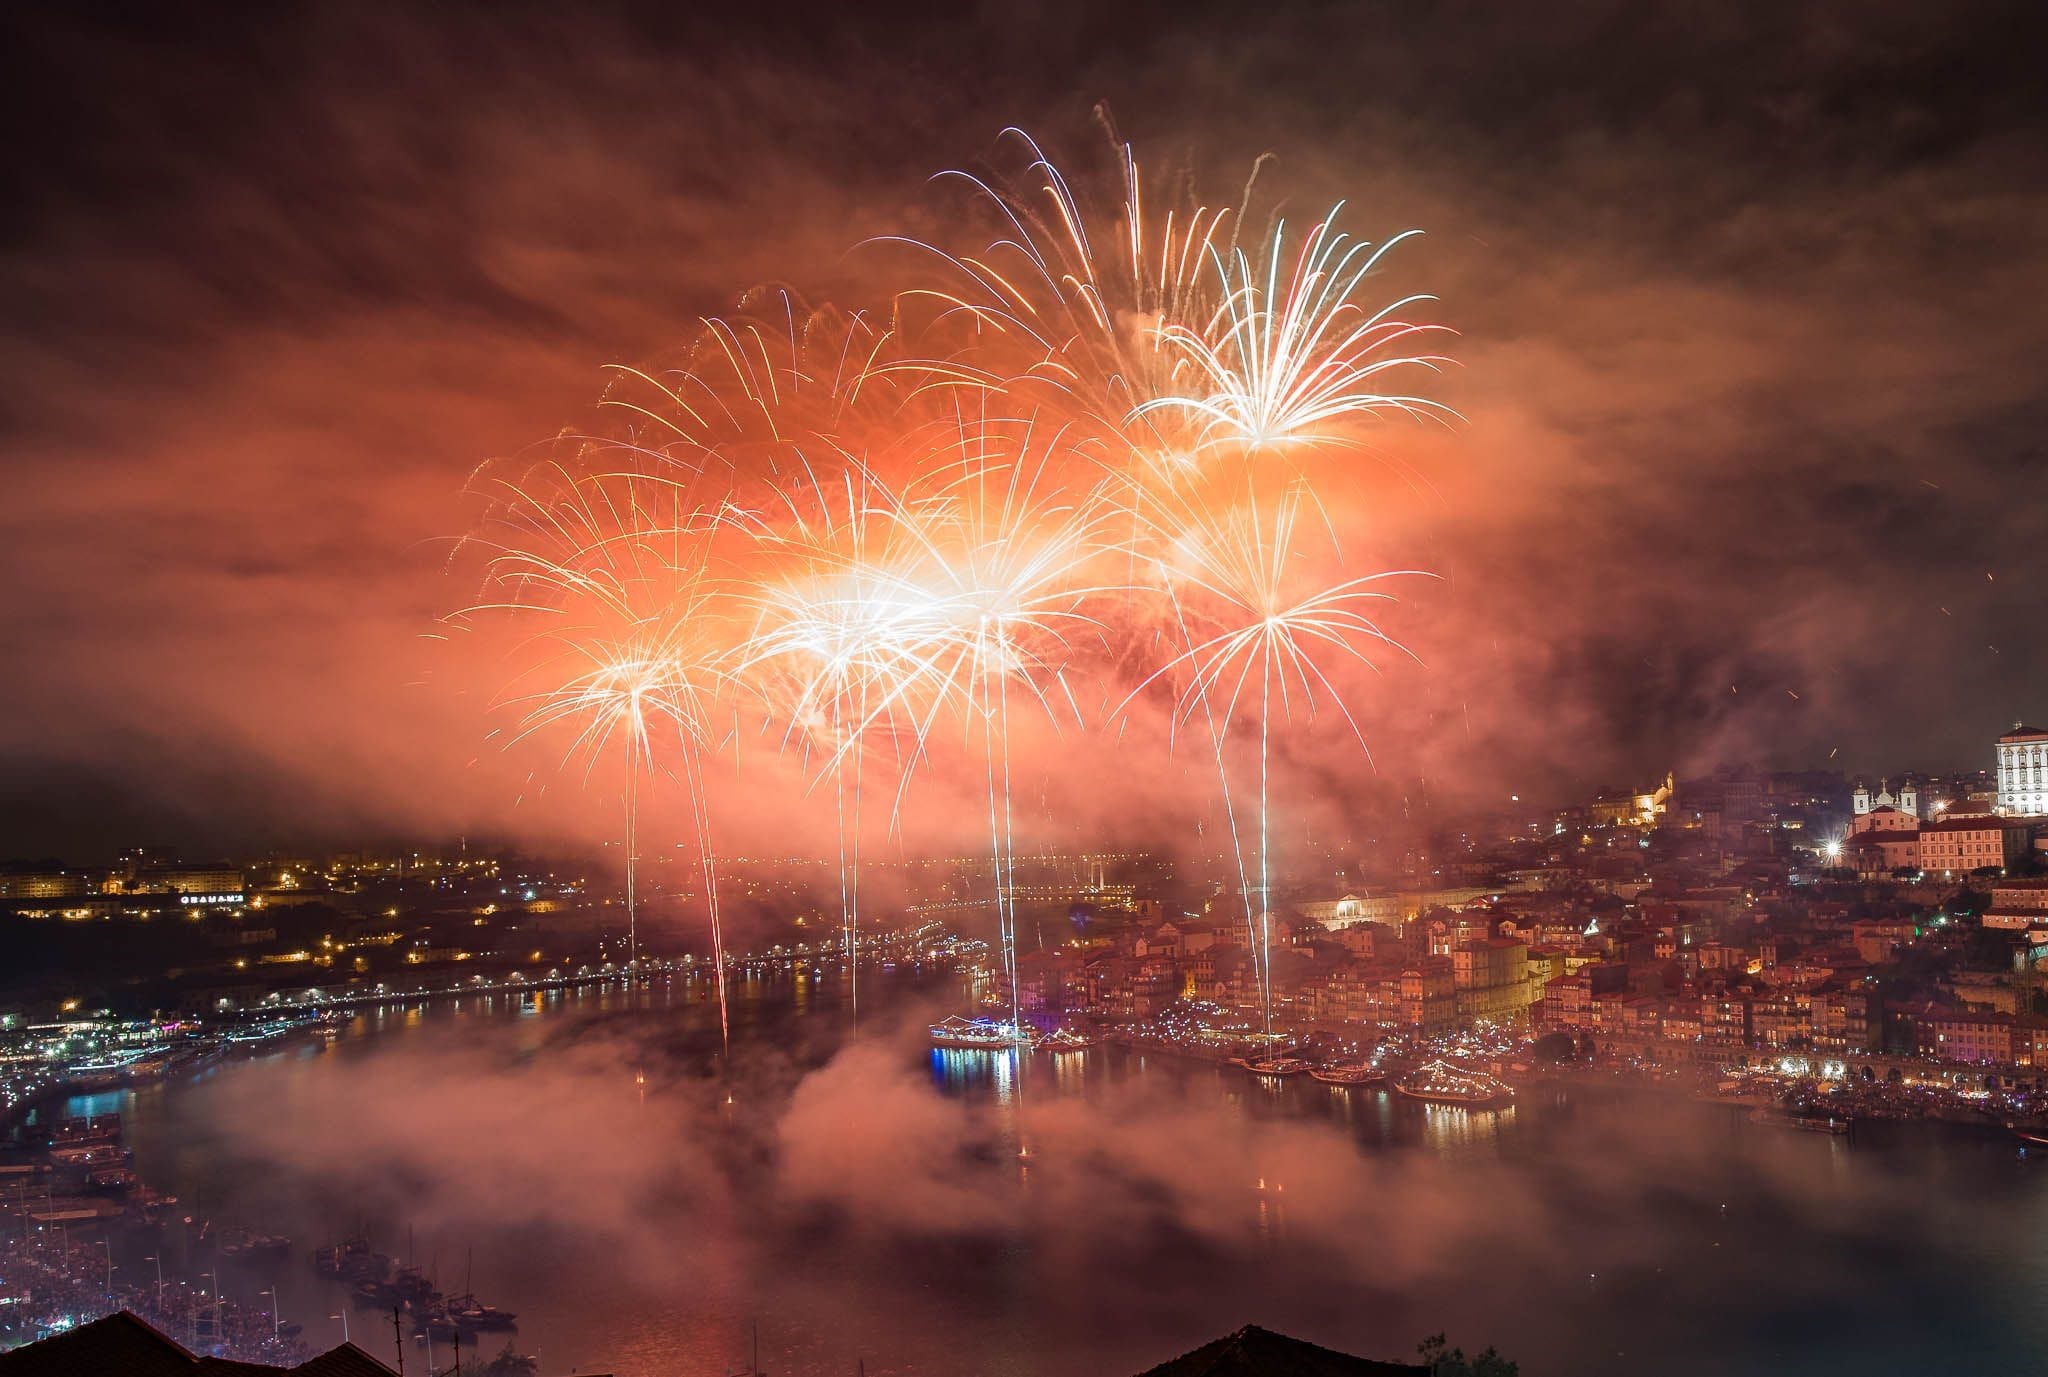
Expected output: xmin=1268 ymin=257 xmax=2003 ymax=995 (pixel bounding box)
xmin=52 ymin=970 xmax=2048 ymax=1377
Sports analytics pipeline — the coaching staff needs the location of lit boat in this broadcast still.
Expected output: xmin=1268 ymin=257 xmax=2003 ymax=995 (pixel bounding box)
xmin=1309 ymin=1063 xmax=1387 ymax=1087
xmin=2009 ymin=1121 xmax=2048 ymax=1148
xmin=1392 ymin=1060 xmax=1514 ymax=1107
xmin=50 ymin=1144 xmax=130 ymax=1168
xmin=929 ymin=1016 xmax=1033 ymax=1050
xmin=50 ymin=1114 xmax=122 ymax=1146
xmin=1245 ymin=1056 xmax=1311 ymax=1078
xmin=1041 ymin=1028 xmax=1100 ymax=1054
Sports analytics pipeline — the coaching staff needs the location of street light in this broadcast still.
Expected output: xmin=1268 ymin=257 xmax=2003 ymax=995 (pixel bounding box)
xmin=330 ymin=1311 xmax=349 ymax=1343
xmin=259 ymin=1287 xmax=282 ymax=1337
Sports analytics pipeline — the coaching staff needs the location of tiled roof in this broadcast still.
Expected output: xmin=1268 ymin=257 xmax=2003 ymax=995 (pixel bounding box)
xmin=1133 ymin=1325 xmax=1427 ymax=1377
xmin=0 ymin=1312 xmax=194 ymax=1377
xmin=0 ymin=1314 xmax=396 ymax=1377
xmin=1921 ymin=815 xmax=2019 ymax=832
xmin=286 ymin=1345 xmax=399 ymax=1377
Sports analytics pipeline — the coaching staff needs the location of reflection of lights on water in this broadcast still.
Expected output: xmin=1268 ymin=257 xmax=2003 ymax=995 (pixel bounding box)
xmin=1417 ymin=1101 xmax=1516 ymax=1151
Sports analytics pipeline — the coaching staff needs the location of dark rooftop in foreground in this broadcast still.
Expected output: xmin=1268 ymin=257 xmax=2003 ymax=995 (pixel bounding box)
xmin=0 ymin=1312 xmax=395 ymax=1377
xmin=1132 ymin=1325 xmax=1429 ymax=1377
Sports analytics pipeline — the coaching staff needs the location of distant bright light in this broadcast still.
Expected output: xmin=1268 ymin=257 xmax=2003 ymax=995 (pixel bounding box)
xmin=1822 ymin=840 xmax=1843 ymax=861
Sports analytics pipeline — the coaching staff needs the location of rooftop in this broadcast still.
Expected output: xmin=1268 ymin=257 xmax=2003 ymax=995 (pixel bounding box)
xmin=0 ymin=1313 xmax=395 ymax=1377
xmin=1131 ymin=1325 xmax=1428 ymax=1377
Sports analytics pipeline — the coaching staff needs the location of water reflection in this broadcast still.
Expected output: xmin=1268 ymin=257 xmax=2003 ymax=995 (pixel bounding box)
xmin=28 ymin=977 xmax=2048 ymax=1377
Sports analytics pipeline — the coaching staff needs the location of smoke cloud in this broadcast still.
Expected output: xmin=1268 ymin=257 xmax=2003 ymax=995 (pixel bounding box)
xmin=3 ymin=2 xmax=2045 ymax=858
xmin=169 ymin=1001 xmax=2031 ymax=1375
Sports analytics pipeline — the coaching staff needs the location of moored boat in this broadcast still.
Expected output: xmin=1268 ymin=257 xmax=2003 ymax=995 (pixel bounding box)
xmin=87 ymin=1167 xmax=139 ymax=1193
xmin=929 ymin=1016 xmax=1034 ymax=1050
xmin=1309 ymin=1063 xmax=1387 ymax=1087
xmin=1245 ymin=1056 xmax=1311 ymax=1078
xmin=1752 ymin=1108 xmax=1851 ymax=1135
xmin=1041 ymin=1027 xmax=1099 ymax=1054
xmin=220 ymin=1226 xmax=292 ymax=1259
xmin=1392 ymin=1060 xmax=1514 ymax=1107
xmin=446 ymin=1293 xmax=519 ymax=1330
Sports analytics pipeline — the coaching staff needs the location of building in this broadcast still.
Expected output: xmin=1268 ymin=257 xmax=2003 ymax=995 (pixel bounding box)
xmin=1399 ymin=960 xmax=1458 ymax=1035
xmin=1891 ymin=1005 xmax=2048 ymax=1068
xmin=1853 ymin=778 xmax=1923 ymax=819
xmin=0 ymin=1311 xmax=394 ymax=1376
xmin=1452 ymin=937 xmax=1532 ymax=1024
xmin=1841 ymin=830 xmax=1919 ymax=876
xmin=1984 ymin=879 xmax=2048 ymax=932
xmin=1998 ymin=723 xmax=2048 ymax=816
xmin=0 ymin=870 xmax=89 ymax=899
xmin=1918 ymin=815 xmax=2032 ymax=877
xmin=1134 ymin=1324 xmax=1427 ymax=1376
xmin=1848 ymin=803 xmax=1919 ymax=836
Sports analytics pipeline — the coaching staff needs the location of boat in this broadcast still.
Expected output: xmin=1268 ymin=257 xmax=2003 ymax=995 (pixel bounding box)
xmin=1751 ymin=1108 xmax=1851 ymax=1135
xmin=50 ymin=1143 xmax=130 ymax=1168
xmin=390 ymin=1265 xmax=438 ymax=1303
xmin=87 ymin=1167 xmax=139 ymax=1194
xmin=410 ymin=1310 xmax=462 ymax=1344
xmin=50 ymin=1114 xmax=122 ymax=1146
xmin=446 ymin=1294 xmax=518 ymax=1330
xmin=1309 ymin=1063 xmax=1387 ymax=1087
xmin=219 ymin=1227 xmax=291 ymax=1260
xmin=314 ymin=1235 xmax=388 ymax=1280
xmin=1041 ymin=1027 xmax=1099 ymax=1054
xmin=929 ymin=1016 xmax=1033 ymax=1051
xmin=2009 ymin=1122 xmax=2048 ymax=1148
xmin=1392 ymin=1061 xmax=1514 ymax=1107
xmin=1244 ymin=1056 xmax=1311 ymax=1078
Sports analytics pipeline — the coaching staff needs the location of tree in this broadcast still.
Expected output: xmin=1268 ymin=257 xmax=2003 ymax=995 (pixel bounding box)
xmin=1417 ymin=1334 xmax=1519 ymax=1377
xmin=1532 ymin=1031 xmax=1577 ymax=1064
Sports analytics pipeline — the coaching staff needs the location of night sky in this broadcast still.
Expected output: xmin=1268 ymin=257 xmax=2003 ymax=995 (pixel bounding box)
xmin=3 ymin=1 xmax=2044 ymax=857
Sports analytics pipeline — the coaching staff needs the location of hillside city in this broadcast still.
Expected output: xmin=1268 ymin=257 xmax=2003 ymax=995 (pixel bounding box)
xmin=6 ymin=723 xmax=2048 ymax=1128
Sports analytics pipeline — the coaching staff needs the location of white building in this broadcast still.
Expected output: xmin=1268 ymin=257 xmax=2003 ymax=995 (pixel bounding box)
xmin=1853 ymin=778 xmax=1922 ymax=818
xmin=1997 ymin=723 xmax=2048 ymax=816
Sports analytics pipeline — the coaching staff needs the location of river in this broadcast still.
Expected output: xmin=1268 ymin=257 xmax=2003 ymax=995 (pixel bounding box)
xmin=46 ymin=970 xmax=2048 ymax=1376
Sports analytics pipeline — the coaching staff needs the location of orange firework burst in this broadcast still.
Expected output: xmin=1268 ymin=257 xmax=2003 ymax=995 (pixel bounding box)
xmin=449 ymin=129 xmax=1459 ymax=1051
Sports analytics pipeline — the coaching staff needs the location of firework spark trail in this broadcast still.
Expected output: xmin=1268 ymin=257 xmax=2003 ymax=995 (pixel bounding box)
xmin=453 ymin=132 xmax=1455 ymax=1058
xmin=731 ymin=461 xmax=954 ymax=1030
xmin=1132 ymin=212 xmax=1460 ymax=452
xmin=1115 ymin=477 xmax=1428 ymax=1033
xmin=449 ymin=466 xmax=741 ymax=1047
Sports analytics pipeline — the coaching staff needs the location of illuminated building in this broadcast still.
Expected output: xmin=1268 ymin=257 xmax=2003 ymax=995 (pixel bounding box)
xmin=1852 ymin=778 xmax=1922 ymax=819
xmin=1917 ymin=815 xmax=2031 ymax=877
xmin=1841 ymin=829 xmax=1919 ymax=876
xmin=128 ymin=866 xmax=247 ymax=906
xmin=1848 ymin=803 xmax=1919 ymax=836
xmin=1398 ymin=959 xmax=1457 ymax=1034
xmin=1451 ymin=937 xmax=1531 ymax=1023
xmin=1983 ymin=878 xmax=2048 ymax=932
xmin=0 ymin=870 xmax=88 ymax=898
xmin=1997 ymin=723 xmax=2048 ymax=816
